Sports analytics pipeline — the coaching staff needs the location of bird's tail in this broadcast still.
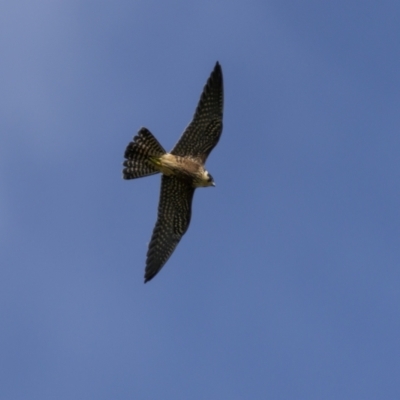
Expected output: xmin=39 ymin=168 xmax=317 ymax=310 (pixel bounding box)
xmin=123 ymin=127 xmax=166 ymax=179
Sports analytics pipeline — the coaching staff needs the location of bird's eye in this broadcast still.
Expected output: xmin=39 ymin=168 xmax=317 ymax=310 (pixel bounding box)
xmin=208 ymin=174 xmax=213 ymax=182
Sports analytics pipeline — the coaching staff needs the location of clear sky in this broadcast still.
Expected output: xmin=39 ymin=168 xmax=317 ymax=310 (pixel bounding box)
xmin=1 ymin=1 xmax=399 ymax=399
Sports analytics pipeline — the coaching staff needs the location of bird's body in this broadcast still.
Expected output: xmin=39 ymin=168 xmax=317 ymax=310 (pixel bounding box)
xmin=150 ymin=153 xmax=214 ymax=187
xmin=123 ymin=62 xmax=223 ymax=282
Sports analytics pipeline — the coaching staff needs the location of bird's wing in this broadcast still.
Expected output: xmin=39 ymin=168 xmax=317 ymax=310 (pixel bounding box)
xmin=145 ymin=175 xmax=195 ymax=282
xmin=171 ymin=62 xmax=223 ymax=165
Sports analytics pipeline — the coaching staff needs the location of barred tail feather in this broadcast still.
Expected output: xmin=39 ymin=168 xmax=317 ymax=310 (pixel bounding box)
xmin=123 ymin=127 xmax=166 ymax=179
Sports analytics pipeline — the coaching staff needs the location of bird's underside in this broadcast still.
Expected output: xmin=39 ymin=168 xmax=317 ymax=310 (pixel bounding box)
xmin=123 ymin=62 xmax=224 ymax=282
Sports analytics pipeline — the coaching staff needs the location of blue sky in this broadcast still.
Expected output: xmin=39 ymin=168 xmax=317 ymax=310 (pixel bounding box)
xmin=1 ymin=1 xmax=399 ymax=398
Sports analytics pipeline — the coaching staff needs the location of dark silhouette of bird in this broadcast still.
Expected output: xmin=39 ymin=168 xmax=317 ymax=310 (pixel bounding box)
xmin=123 ymin=62 xmax=224 ymax=282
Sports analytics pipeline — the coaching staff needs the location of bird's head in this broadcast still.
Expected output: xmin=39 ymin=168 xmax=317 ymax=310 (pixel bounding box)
xmin=196 ymin=170 xmax=215 ymax=187
xmin=205 ymin=172 xmax=215 ymax=187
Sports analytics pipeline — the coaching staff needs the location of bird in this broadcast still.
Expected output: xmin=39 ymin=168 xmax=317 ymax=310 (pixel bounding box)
xmin=123 ymin=62 xmax=224 ymax=283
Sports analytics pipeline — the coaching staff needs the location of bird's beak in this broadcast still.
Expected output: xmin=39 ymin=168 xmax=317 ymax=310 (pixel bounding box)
xmin=211 ymin=182 xmax=216 ymax=187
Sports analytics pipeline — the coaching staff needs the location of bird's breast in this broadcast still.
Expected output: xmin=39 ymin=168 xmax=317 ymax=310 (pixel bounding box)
xmin=156 ymin=154 xmax=202 ymax=183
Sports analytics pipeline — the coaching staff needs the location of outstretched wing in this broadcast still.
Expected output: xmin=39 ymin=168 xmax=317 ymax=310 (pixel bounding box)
xmin=145 ymin=175 xmax=195 ymax=282
xmin=171 ymin=62 xmax=223 ymax=164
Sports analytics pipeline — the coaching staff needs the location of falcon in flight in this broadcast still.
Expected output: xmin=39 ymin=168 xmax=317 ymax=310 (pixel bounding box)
xmin=123 ymin=62 xmax=224 ymax=282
